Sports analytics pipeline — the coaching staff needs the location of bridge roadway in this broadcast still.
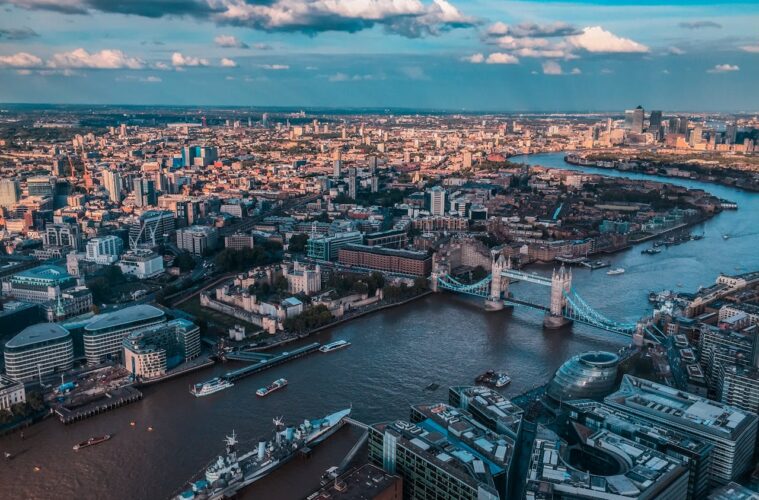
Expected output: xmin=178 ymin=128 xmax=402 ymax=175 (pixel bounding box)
xmin=503 ymin=298 xmax=550 ymax=312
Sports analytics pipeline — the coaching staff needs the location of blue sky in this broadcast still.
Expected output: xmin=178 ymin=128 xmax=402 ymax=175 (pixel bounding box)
xmin=0 ymin=0 xmax=757 ymax=111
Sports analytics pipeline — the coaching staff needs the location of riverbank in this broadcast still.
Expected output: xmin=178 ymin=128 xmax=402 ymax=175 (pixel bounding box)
xmin=248 ymin=290 xmax=434 ymax=352
xmin=563 ymin=152 xmax=758 ymax=193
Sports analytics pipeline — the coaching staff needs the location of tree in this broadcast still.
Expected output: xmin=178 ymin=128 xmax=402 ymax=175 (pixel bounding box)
xmin=175 ymin=251 xmax=196 ymax=272
xmin=289 ymin=234 xmax=309 ymax=253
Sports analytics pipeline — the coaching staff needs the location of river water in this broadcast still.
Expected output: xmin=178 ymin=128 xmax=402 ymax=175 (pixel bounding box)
xmin=1 ymin=153 xmax=756 ymax=500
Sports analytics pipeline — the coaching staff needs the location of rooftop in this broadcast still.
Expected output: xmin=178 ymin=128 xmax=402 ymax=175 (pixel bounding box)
xmin=12 ymin=264 xmax=70 ymax=281
xmin=84 ymin=304 xmax=165 ymax=332
xmin=605 ymin=375 xmax=755 ymax=439
xmin=307 ymin=464 xmax=401 ymax=500
xmin=6 ymin=322 xmax=71 ymax=349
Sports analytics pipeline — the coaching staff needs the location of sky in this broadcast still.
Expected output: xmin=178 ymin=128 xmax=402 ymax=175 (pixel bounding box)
xmin=0 ymin=0 xmax=757 ymax=111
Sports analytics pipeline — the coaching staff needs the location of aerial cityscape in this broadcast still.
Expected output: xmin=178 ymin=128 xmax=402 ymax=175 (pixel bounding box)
xmin=0 ymin=1 xmax=758 ymax=499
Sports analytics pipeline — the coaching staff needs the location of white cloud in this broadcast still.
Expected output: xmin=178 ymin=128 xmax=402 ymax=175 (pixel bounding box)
xmin=570 ymin=67 xmax=581 ymax=74
xmin=542 ymin=60 xmax=562 ymax=75
xmin=0 ymin=52 xmax=43 ymax=68
xmin=47 ymin=48 xmax=144 ymax=69
xmin=152 ymin=61 xmax=171 ymax=71
xmin=707 ymin=64 xmax=739 ymax=73
xmin=600 ymin=68 xmax=614 ymax=75
xmin=740 ymin=45 xmax=759 ymax=53
xmin=172 ymin=52 xmax=209 ymax=67
xmin=462 ymin=53 xmax=485 ymax=63
xmin=252 ymin=43 xmax=273 ymax=50
xmin=260 ymin=64 xmax=289 ymax=70
xmin=214 ymin=35 xmax=248 ymax=48
xmin=328 ymin=72 xmax=379 ymax=82
xmin=567 ymin=26 xmax=648 ymax=53
xmin=220 ymin=57 xmax=238 ymax=67
xmin=142 ymin=75 xmax=161 ymax=83
xmin=667 ymin=46 xmax=686 ymax=55
xmin=486 ymin=52 xmax=519 ymax=64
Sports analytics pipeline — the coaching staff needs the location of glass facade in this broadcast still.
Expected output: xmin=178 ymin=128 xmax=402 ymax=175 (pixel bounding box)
xmin=546 ymin=351 xmax=620 ymax=402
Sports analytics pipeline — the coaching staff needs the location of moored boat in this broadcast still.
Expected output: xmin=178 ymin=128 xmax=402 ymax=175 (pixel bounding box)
xmin=191 ymin=377 xmax=234 ymax=397
xmin=606 ymin=268 xmax=625 ymax=275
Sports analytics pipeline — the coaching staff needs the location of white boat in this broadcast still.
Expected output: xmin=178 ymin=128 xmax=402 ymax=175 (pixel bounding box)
xmin=606 ymin=268 xmax=625 ymax=276
xmin=191 ymin=377 xmax=234 ymax=397
xmin=319 ymin=340 xmax=351 ymax=353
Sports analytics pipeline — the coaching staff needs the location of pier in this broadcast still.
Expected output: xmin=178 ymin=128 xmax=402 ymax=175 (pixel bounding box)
xmin=54 ymin=386 xmax=143 ymax=424
xmin=212 ymin=342 xmax=321 ymax=384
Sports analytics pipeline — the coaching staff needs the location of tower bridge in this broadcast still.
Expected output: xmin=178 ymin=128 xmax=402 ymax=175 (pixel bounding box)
xmin=432 ymin=252 xmax=657 ymax=341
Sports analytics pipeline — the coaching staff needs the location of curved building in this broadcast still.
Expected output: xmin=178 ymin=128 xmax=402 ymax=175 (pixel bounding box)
xmin=546 ymin=351 xmax=619 ymax=403
xmin=4 ymin=323 xmax=74 ymax=382
xmin=83 ymin=304 xmax=165 ymax=365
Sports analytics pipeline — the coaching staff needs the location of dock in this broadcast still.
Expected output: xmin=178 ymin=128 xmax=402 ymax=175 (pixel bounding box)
xmin=54 ymin=386 xmax=143 ymax=424
xmin=198 ymin=342 xmax=321 ymax=387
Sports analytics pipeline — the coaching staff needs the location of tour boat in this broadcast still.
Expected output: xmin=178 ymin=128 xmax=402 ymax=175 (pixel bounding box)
xmin=606 ymin=268 xmax=625 ymax=276
xmin=319 ymin=340 xmax=351 ymax=353
xmin=256 ymin=378 xmax=288 ymax=397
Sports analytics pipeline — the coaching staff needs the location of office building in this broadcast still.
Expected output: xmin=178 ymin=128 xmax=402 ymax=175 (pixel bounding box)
xmin=605 ymin=375 xmax=758 ymax=486
xmin=133 ymin=177 xmax=157 ymax=207
xmin=85 ymin=235 xmax=124 ymax=265
xmin=347 ymin=167 xmax=357 ymax=199
xmin=428 ymin=186 xmax=446 ymax=216
xmin=449 ymin=386 xmax=523 ymax=440
xmin=27 ymin=176 xmax=55 ymax=197
xmin=118 ymin=249 xmax=164 ymax=279
xmin=364 ymin=229 xmax=408 ymax=249
xmin=82 ymin=304 xmax=166 ymax=365
xmin=102 ymin=169 xmax=123 ymax=203
xmin=176 ymin=225 xmax=218 ymax=256
xmin=333 ymin=148 xmax=342 ymax=178
xmin=524 ymin=425 xmax=689 ymax=500
xmin=123 ymin=318 xmax=200 ymax=380
xmin=128 ymin=210 xmax=175 ymax=249
xmin=564 ymin=399 xmax=713 ymax=500
xmin=224 ymin=232 xmax=255 ymax=251
xmin=0 ymin=375 xmax=25 ymax=411
xmin=718 ymin=364 xmax=759 ymax=415
xmin=338 ymin=244 xmax=432 ymax=277
xmin=4 ymin=323 xmax=74 ymax=382
xmin=5 ymin=264 xmax=78 ymax=303
xmin=307 ymin=231 xmax=362 ymax=261
xmin=43 ymin=222 xmax=82 ymax=251
xmin=369 ymin=403 xmax=515 ymax=500
xmin=0 ymin=179 xmax=20 ymax=207
xmin=307 ymin=463 xmax=402 ymax=500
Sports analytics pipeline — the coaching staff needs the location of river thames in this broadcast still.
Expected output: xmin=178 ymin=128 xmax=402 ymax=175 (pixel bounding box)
xmin=1 ymin=152 xmax=757 ymax=499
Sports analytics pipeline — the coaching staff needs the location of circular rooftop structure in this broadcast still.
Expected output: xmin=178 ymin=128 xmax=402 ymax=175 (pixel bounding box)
xmin=546 ymin=351 xmax=620 ymax=403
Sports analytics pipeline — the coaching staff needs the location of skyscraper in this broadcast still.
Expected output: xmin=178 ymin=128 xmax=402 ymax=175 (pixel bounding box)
xmin=649 ymin=110 xmax=663 ymax=139
xmin=347 ymin=167 xmax=357 ymax=199
xmin=0 ymin=179 xmax=20 ymax=207
xmin=134 ymin=178 xmax=157 ymax=207
xmin=332 ymin=148 xmax=342 ymax=178
xmin=725 ymin=123 xmax=737 ymax=144
xmin=632 ymin=105 xmax=644 ymax=134
xmin=102 ymin=169 xmax=123 ymax=204
xmin=428 ymin=186 xmax=446 ymax=216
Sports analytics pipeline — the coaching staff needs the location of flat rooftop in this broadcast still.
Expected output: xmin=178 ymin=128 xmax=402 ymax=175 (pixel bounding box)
xmin=606 ymin=375 xmax=754 ymax=439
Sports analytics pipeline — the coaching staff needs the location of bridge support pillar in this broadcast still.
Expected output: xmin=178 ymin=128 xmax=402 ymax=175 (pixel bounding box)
xmin=544 ymin=264 xmax=573 ymax=329
xmin=484 ymin=252 xmax=507 ymax=311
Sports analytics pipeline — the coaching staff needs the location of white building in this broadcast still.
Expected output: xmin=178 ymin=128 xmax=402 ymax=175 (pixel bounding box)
xmin=85 ymin=235 xmax=124 ymax=265
xmin=429 ymin=186 xmax=446 ymax=216
xmin=0 ymin=375 xmax=25 ymax=411
xmin=176 ymin=225 xmax=218 ymax=256
xmin=118 ymin=249 xmax=164 ymax=279
xmin=82 ymin=304 xmax=166 ymax=365
xmin=283 ymin=262 xmax=321 ymax=295
xmin=4 ymin=323 xmax=74 ymax=382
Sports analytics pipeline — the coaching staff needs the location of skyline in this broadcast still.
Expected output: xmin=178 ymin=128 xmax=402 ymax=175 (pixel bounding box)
xmin=0 ymin=0 xmax=758 ymax=110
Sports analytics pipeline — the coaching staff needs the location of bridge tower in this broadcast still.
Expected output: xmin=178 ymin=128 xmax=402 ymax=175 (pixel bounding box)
xmin=544 ymin=264 xmax=573 ymax=329
xmin=485 ymin=253 xmax=507 ymax=311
